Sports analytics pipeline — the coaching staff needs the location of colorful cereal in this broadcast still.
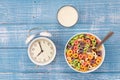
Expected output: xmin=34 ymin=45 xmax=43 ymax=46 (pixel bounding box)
xmin=79 ymin=54 xmax=83 ymax=59
xmin=67 ymin=57 xmax=72 ymax=62
xmin=73 ymin=53 xmax=79 ymax=58
xmin=65 ymin=33 xmax=104 ymax=72
xmin=96 ymin=57 xmax=102 ymax=65
xmin=88 ymin=54 xmax=94 ymax=60
xmin=66 ymin=50 xmax=73 ymax=57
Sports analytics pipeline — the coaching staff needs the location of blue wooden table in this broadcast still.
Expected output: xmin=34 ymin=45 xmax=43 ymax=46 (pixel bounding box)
xmin=0 ymin=0 xmax=120 ymax=80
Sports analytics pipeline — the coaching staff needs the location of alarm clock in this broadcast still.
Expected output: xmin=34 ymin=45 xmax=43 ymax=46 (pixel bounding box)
xmin=26 ymin=28 xmax=56 ymax=66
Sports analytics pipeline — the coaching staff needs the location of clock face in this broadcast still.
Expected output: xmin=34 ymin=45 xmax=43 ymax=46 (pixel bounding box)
xmin=28 ymin=37 xmax=56 ymax=65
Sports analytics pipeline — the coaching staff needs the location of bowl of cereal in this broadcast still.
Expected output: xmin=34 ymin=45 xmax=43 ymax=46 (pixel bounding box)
xmin=64 ymin=32 xmax=105 ymax=73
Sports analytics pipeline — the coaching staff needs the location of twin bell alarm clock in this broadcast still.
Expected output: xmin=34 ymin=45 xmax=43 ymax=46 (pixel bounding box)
xmin=26 ymin=28 xmax=56 ymax=66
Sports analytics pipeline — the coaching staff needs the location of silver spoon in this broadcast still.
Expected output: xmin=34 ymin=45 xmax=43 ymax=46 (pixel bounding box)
xmin=94 ymin=31 xmax=114 ymax=50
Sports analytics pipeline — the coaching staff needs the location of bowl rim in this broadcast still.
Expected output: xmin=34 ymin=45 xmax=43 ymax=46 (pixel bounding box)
xmin=64 ymin=32 xmax=105 ymax=73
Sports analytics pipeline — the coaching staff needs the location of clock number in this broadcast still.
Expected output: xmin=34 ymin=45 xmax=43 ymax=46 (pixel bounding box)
xmin=34 ymin=57 xmax=37 ymax=60
xmin=34 ymin=43 xmax=37 ymax=47
xmin=47 ymin=42 xmax=50 ymax=46
xmin=50 ymin=52 xmax=53 ymax=54
xmin=44 ymin=59 xmax=46 ymax=62
xmin=43 ymin=41 xmax=45 ymax=44
xmin=32 ymin=48 xmax=35 ymax=51
xmin=51 ymin=47 xmax=53 ymax=50
xmin=48 ymin=56 xmax=51 ymax=59
xmin=31 ymin=53 xmax=34 ymax=57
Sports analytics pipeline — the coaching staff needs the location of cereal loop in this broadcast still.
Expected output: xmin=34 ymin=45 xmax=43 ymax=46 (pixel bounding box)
xmin=92 ymin=63 xmax=98 ymax=67
xmin=73 ymin=46 xmax=78 ymax=51
xmin=66 ymin=50 xmax=73 ymax=57
xmin=79 ymin=54 xmax=83 ymax=59
xmin=74 ymin=40 xmax=79 ymax=45
xmin=67 ymin=57 xmax=72 ymax=62
xmin=80 ymin=67 xmax=88 ymax=72
xmin=90 ymin=35 xmax=95 ymax=40
xmin=85 ymin=39 xmax=91 ymax=45
xmin=82 ymin=54 xmax=87 ymax=59
xmin=73 ymin=53 xmax=79 ymax=58
xmin=96 ymin=57 xmax=102 ymax=64
xmin=88 ymin=54 xmax=94 ymax=60
xmin=73 ymin=50 xmax=77 ymax=54
xmin=82 ymin=61 xmax=88 ymax=66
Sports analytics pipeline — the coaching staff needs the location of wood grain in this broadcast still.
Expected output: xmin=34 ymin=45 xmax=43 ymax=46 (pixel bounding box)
xmin=0 ymin=0 xmax=120 ymax=80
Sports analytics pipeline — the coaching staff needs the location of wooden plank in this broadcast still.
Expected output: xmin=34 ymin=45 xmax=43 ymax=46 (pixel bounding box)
xmin=0 ymin=24 xmax=119 ymax=48
xmin=0 ymin=0 xmax=120 ymax=80
xmin=0 ymin=24 xmax=119 ymax=73
xmin=0 ymin=0 xmax=119 ymax=24
xmin=0 ymin=72 xmax=120 ymax=80
xmin=0 ymin=49 xmax=120 ymax=73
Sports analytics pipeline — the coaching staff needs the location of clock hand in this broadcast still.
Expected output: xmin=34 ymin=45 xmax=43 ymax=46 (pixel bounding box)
xmin=38 ymin=42 xmax=44 ymax=52
xmin=37 ymin=51 xmax=43 ymax=57
xmin=37 ymin=42 xmax=44 ymax=57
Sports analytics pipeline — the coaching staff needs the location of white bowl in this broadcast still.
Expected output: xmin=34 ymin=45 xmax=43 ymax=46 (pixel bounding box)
xmin=64 ymin=32 xmax=105 ymax=73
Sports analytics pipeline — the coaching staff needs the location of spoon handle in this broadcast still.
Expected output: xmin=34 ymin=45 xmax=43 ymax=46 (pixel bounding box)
xmin=96 ymin=31 xmax=114 ymax=48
